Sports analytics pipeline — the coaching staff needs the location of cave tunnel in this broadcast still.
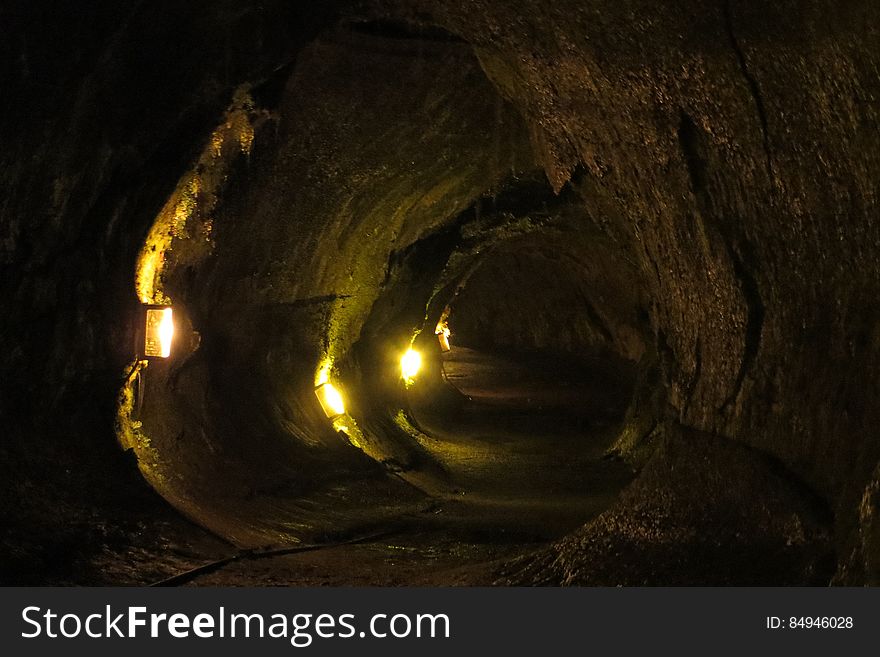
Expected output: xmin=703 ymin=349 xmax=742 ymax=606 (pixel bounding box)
xmin=2 ymin=0 xmax=880 ymax=586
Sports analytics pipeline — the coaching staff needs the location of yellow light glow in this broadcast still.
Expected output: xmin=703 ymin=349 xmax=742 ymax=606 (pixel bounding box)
xmin=133 ymin=87 xmax=257 ymax=306
xmin=437 ymin=330 xmax=451 ymax=352
xmin=332 ymin=414 xmax=365 ymax=450
xmin=401 ymin=349 xmax=422 ymax=384
xmin=158 ymin=308 xmax=174 ymax=357
xmin=435 ymin=317 xmax=451 ymax=352
xmin=332 ymin=417 xmax=350 ymax=435
xmin=315 ymin=360 xmax=331 ymax=386
xmin=144 ymin=307 xmax=174 ymax=358
xmin=315 ymin=382 xmax=345 ymax=417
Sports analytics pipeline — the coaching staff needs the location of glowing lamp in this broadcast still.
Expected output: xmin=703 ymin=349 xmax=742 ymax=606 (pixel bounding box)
xmin=435 ymin=316 xmax=451 ymax=352
xmin=437 ymin=330 xmax=451 ymax=352
xmin=144 ymin=306 xmax=174 ymax=358
xmin=400 ymin=348 xmax=422 ymax=384
xmin=315 ymin=382 xmax=345 ymax=418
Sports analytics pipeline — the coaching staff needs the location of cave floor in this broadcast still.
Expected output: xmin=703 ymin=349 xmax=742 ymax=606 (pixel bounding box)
xmin=76 ymin=347 xmax=636 ymax=586
xmin=49 ymin=348 xmax=828 ymax=586
xmin=171 ymin=347 xmax=633 ymax=585
xmin=407 ymin=347 xmax=635 ymax=540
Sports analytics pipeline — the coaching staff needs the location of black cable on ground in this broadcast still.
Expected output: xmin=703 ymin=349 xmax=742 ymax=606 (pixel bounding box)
xmin=149 ymin=529 xmax=397 ymax=587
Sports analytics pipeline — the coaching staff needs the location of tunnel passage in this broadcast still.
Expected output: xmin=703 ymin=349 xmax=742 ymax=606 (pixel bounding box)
xmin=117 ymin=17 xmax=655 ymax=552
xmin=341 ymin=180 xmax=655 ymax=539
xmin=404 ymin=232 xmax=650 ymax=536
xmin=423 ymin=236 xmax=645 ymax=429
xmin=5 ymin=0 xmax=879 ymax=585
xmin=117 ymin=23 xmax=550 ymax=545
xmin=113 ymin=10 xmax=844 ymax=580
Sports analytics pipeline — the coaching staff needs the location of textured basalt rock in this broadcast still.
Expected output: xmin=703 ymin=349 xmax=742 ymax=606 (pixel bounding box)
xmin=499 ymin=428 xmax=835 ymax=586
xmin=3 ymin=0 xmax=880 ymax=583
xmin=366 ymin=0 xmax=880 ymax=579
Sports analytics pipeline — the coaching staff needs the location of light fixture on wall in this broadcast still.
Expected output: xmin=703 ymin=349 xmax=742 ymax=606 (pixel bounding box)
xmin=437 ymin=328 xmax=451 ymax=352
xmin=400 ymin=348 xmax=422 ymax=385
xmin=435 ymin=317 xmax=451 ymax=352
xmin=315 ymin=382 xmax=346 ymax=418
xmin=143 ymin=305 xmax=174 ymax=359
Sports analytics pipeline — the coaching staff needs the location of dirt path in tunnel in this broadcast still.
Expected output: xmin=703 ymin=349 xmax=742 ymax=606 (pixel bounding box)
xmin=76 ymin=347 xmax=831 ymax=586
xmin=77 ymin=347 xmax=634 ymax=586
xmin=148 ymin=347 xmax=635 ymax=586
xmin=410 ymin=347 xmax=633 ymax=530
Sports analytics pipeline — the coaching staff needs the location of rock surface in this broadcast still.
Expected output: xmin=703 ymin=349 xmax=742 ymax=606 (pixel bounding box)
xmin=2 ymin=0 xmax=878 ymax=583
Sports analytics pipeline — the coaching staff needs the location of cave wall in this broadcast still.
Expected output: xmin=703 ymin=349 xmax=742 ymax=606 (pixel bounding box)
xmin=0 ymin=0 xmax=349 ymax=557
xmin=449 ymin=232 xmax=647 ymax=362
xmin=365 ymin=0 xmax=880 ymax=574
